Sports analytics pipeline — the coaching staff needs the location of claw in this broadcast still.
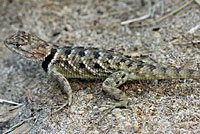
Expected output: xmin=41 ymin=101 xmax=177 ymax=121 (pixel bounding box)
xmin=53 ymin=99 xmax=71 ymax=114
xmin=98 ymin=101 xmax=128 ymax=123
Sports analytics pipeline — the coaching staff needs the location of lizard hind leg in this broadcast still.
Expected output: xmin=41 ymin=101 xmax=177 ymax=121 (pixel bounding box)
xmin=100 ymin=71 xmax=129 ymax=121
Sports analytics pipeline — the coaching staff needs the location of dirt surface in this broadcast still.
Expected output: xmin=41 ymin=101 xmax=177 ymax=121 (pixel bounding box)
xmin=0 ymin=0 xmax=200 ymax=133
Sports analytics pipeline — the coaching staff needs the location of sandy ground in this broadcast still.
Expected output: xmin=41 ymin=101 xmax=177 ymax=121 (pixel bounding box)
xmin=0 ymin=0 xmax=200 ymax=133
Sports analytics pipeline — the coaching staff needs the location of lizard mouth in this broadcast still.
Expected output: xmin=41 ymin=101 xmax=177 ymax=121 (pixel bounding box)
xmin=4 ymin=38 xmax=19 ymax=49
xmin=4 ymin=38 xmax=19 ymax=52
xmin=4 ymin=31 xmax=50 ymax=62
xmin=4 ymin=36 xmax=24 ymax=53
xmin=4 ymin=31 xmax=34 ymax=59
xmin=4 ymin=36 xmax=35 ymax=61
xmin=4 ymin=31 xmax=29 ymax=48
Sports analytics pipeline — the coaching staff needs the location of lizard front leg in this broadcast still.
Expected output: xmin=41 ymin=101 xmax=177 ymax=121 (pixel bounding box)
xmin=48 ymin=67 xmax=72 ymax=112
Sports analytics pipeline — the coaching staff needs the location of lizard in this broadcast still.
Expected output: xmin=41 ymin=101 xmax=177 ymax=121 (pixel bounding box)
xmin=4 ymin=31 xmax=200 ymax=114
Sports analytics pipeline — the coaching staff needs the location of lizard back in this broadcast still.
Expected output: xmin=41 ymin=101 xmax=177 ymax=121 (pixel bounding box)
xmin=48 ymin=46 xmax=200 ymax=80
xmin=48 ymin=46 xmax=145 ymax=79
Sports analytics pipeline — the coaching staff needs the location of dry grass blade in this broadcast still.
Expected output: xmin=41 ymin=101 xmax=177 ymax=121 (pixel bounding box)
xmin=130 ymin=0 xmax=194 ymax=27
xmin=195 ymin=0 xmax=200 ymax=5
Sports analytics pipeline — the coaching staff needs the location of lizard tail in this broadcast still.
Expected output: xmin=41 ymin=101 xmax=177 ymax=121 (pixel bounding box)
xmin=136 ymin=65 xmax=200 ymax=80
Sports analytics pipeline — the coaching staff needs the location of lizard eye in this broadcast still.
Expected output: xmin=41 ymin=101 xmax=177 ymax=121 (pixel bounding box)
xmin=16 ymin=44 xmax=20 ymax=48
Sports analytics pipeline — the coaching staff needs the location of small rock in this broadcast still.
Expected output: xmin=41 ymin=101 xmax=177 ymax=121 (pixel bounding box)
xmin=78 ymin=110 xmax=84 ymax=115
xmin=86 ymin=94 xmax=93 ymax=100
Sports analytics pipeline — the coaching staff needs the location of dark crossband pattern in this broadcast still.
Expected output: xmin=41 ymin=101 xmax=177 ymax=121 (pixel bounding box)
xmin=42 ymin=48 xmax=57 ymax=72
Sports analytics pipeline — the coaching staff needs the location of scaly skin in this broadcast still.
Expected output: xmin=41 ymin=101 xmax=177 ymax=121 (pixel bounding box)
xmin=4 ymin=31 xmax=200 ymax=114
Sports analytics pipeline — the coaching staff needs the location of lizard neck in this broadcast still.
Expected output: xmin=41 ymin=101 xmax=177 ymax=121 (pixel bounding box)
xmin=41 ymin=48 xmax=57 ymax=72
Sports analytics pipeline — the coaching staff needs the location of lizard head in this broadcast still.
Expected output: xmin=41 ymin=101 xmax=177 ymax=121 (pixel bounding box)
xmin=4 ymin=31 xmax=51 ymax=62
